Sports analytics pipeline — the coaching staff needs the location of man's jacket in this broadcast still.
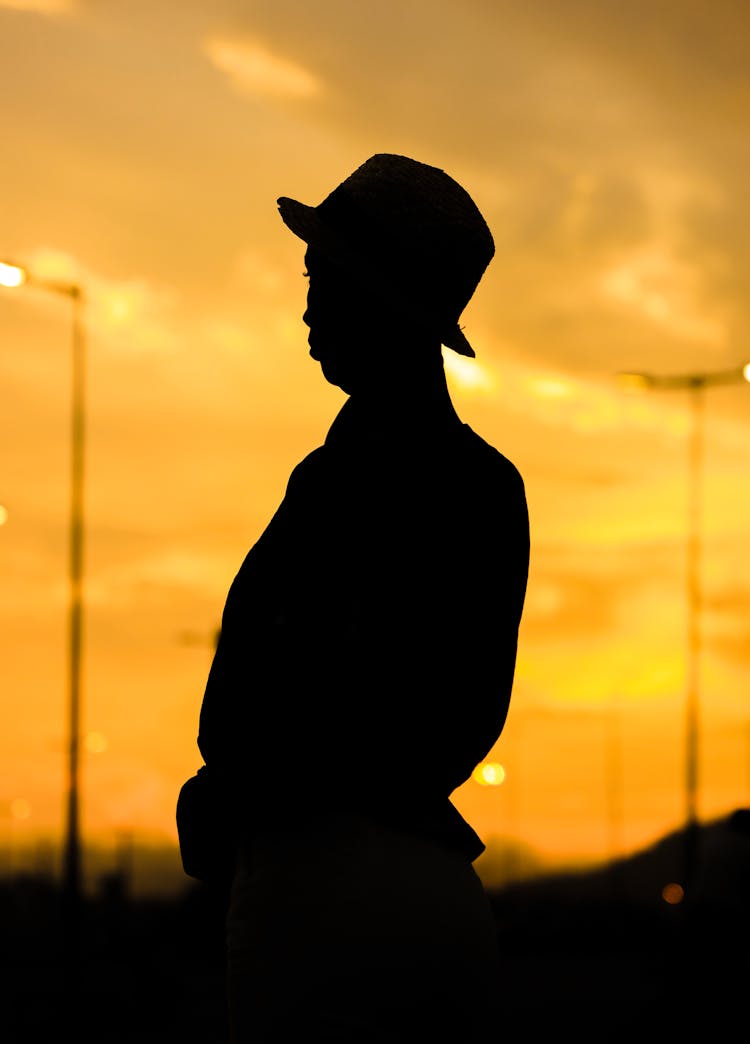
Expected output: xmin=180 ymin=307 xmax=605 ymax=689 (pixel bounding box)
xmin=192 ymin=396 xmax=529 ymax=872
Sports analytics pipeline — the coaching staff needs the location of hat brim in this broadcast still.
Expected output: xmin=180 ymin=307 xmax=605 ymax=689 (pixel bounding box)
xmin=277 ymin=195 xmax=476 ymax=358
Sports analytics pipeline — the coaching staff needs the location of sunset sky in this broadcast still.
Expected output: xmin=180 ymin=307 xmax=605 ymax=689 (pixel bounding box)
xmin=2 ymin=0 xmax=749 ymax=886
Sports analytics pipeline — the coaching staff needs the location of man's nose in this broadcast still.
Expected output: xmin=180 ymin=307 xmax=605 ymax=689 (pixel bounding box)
xmin=302 ymin=307 xmax=311 ymax=327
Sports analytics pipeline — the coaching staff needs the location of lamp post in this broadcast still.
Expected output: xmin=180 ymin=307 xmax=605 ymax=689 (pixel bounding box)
xmin=618 ymin=363 xmax=750 ymax=895
xmin=1 ymin=260 xmax=86 ymax=939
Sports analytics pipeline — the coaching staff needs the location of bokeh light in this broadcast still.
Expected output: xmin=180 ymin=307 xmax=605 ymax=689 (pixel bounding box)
xmin=661 ymin=882 xmax=684 ymax=905
xmin=472 ymin=762 xmax=506 ymax=787
xmin=0 ymin=261 xmax=25 ymax=288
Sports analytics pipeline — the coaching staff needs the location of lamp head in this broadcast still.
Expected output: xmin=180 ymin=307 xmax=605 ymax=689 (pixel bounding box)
xmin=0 ymin=261 xmax=27 ymax=289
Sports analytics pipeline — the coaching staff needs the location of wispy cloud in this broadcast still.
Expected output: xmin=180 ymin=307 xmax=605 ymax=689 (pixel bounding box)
xmin=0 ymin=0 xmax=74 ymax=13
xmin=85 ymin=549 xmax=232 ymax=609
xmin=600 ymin=244 xmax=726 ymax=345
xmin=203 ymin=34 xmax=321 ymax=100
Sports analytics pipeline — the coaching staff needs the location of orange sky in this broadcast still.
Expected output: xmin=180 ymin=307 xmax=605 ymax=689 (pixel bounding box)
xmin=2 ymin=0 xmax=750 ymax=885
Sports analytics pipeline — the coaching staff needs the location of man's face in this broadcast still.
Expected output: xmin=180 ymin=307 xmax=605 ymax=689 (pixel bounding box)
xmin=302 ymin=247 xmax=387 ymax=395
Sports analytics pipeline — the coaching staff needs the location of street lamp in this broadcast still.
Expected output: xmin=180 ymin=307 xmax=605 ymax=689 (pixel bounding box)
xmin=617 ymin=363 xmax=750 ymax=895
xmin=1 ymin=259 xmax=86 ymax=937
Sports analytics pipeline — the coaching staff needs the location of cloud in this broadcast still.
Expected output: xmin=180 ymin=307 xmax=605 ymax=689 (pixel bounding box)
xmin=522 ymin=542 xmax=675 ymax=644
xmin=85 ymin=549 xmax=232 ymax=609
xmin=203 ymin=34 xmax=321 ymax=100
xmin=0 ymin=0 xmax=73 ymax=12
xmin=600 ymin=244 xmax=726 ymax=346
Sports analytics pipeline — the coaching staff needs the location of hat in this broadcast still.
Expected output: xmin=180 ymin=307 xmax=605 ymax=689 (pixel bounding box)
xmin=277 ymin=153 xmax=494 ymax=357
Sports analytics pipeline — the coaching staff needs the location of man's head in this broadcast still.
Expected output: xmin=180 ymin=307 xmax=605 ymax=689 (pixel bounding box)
xmin=278 ymin=153 xmax=495 ymax=360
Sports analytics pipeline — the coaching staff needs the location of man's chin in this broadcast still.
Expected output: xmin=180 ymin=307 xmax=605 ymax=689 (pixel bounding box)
xmin=319 ymin=362 xmax=353 ymax=394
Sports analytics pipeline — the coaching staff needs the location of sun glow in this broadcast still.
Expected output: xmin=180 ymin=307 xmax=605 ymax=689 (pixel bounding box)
xmin=443 ymin=351 xmax=495 ymax=392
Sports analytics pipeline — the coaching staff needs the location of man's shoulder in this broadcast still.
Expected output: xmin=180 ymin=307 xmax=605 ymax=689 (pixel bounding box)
xmin=285 ymin=445 xmax=329 ymax=487
xmin=458 ymin=425 xmax=526 ymax=491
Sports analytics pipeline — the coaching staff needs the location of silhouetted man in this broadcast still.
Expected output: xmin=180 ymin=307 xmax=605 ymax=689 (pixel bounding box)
xmin=182 ymin=153 xmax=530 ymax=1042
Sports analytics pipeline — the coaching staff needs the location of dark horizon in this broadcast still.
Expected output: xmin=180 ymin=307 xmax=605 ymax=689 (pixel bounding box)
xmin=4 ymin=808 xmax=749 ymax=1042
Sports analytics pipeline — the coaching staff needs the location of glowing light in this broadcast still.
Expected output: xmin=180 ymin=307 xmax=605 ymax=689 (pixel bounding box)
xmin=472 ymin=761 xmax=506 ymax=787
xmin=661 ymin=882 xmax=684 ymax=905
xmin=10 ymin=798 xmax=31 ymax=820
xmin=85 ymin=731 xmax=108 ymax=754
xmin=0 ymin=505 xmax=7 ymax=526
xmin=743 ymin=363 xmax=750 ymax=383
xmin=0 ymin=261 xmax=26 ymax=288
